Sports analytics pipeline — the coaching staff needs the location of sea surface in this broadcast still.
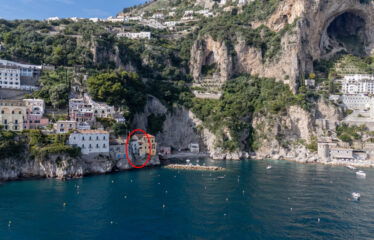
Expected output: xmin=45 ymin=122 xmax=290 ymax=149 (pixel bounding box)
xmin=0 ymin=159 xmax=373 ymax=240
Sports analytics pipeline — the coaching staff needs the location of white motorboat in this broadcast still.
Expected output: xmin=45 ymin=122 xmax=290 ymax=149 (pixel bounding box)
xmin=356 ymin=170 xmax=366 ymax=178
xmin=352 ymin=192 xmax=361 ymax=200
xmin=186 ymin=159 xmax=190 ymax=164
xmin=347 ymin=165 xmax=356 ymax=170
xmin=266 ymin=165 xmax=272 ymax=170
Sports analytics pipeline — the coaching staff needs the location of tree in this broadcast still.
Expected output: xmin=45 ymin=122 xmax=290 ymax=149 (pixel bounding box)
xmin=49 ymin=84 xmax=68 ymax=108
xmin=113 ymin=123 xmax=128 ymax=137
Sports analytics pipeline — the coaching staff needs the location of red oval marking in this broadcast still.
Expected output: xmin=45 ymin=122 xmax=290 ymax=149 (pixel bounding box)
xmin=125 ymin=129 xmax=152 ymax=169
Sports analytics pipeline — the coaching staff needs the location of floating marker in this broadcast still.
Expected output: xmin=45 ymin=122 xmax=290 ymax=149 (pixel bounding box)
xmin=63 ymin=202 xmax=67 ymax=207
xmin=8 ymin=221 xmax=11 ymax=228
xmin=112 ymin=180 xmax=114 ymax=183
xmin=110 ymin=221 xmax=114 ymax=225
xmin=124 ymin=195 xmax=127 ymax=199
xmin=318 ymin=218 xmax=320 ymax=223
xmin=163 ymin=204 xmax=166 ymax=208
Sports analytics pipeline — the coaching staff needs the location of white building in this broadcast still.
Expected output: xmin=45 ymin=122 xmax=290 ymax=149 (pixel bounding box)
xmin=188 ymin=143 xmax=200 ymax=153
xmin=23 ymin=99 xmax=45 ymax=115
xmin=89 ymin=18 xmax=101 ymax=23
xmin=117 ymin=32 xmax=151 ymax=40
xmin=0 ymin=67 xmax=21 ymax=89
xmin=0 ymin=59 xmax=42 ymax=77
xmin=54 ymin=120 xmax=77 ymax=134
xmin=238 ymin=0 xmax=248 ymax=5
xmin=106 ymin=16 xmax=125 ymax=23
xmin=152 ymin=13 xmax=165 ymax=19
xmin=46 ymin=17 xmax=60 ymax=22
xmin=340 ymin=95 xmax=370 ymax=110
xmin=342 ymin=74 xmax=374 ymax=95
xmin=184 ymin=11 xmax=194 ymax=17
xmin=68 ymin=130 xmax=109 ymax=155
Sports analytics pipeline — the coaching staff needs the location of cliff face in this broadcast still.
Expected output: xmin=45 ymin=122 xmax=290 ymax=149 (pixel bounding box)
xmin=0 ymin=152 xmax=160 ymax=181
xmin=190 ymin=0 xmax=374 ymax=92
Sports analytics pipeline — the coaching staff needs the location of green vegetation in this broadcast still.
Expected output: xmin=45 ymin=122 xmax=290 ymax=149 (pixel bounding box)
xmin=0 ymin=127 xmax=25 ymax=160
xmin=87 ymin=70 xmax=146 ymax=118
xmin=28 ymin=68 xmax=71 ymax=108
xmin=147 ymin=113 xmax=166 ymax=135
xmin=201 ymin=63 xmax=217 ymax=76
xmin=197 ymin=0 xmax=295 ymax=60
xmin=336 ymin=123 xmax=366 ymax=142
xmin=27 ymin=130 xmax=80 ymax=160
xmin=0 ymin=128 xmax=79 ymax=161
xmin=190 ymin=75 xmax=316 ymax=151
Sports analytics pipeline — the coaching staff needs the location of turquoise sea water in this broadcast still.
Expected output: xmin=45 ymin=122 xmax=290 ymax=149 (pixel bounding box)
xmin=0 ymin=159 xmax=373 ymax=240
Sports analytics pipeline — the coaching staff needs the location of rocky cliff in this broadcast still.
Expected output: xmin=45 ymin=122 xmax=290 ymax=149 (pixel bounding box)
xmin=0 ymin=152 xmax=160 ymax=181
xmin=190 ymin=0 xmax=374 ymax=92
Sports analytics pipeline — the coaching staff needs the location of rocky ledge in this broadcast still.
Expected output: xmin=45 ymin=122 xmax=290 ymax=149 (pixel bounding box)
xmin=164 ymin=164 xmax=224 ymax=171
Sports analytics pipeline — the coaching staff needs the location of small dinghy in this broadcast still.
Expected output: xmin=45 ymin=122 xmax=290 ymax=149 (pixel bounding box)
xmin=266 ymin=165 xmax=272 ymax=170
xmin=216 ymin=176 xmax=225 ymax=180
xmin=356 ymin=170 xmax=366 ymax=178
xmin=352 ymin=192 xmax=361 ymax=201
xmin=347 ymin=165 xmax=356 ymax=170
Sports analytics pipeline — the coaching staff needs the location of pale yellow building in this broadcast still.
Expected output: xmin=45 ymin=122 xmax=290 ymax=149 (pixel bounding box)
xmin=0 ymin=100 xmax=27 ymax=131
xmin=132 ymin=134 xmax=157 ymax=156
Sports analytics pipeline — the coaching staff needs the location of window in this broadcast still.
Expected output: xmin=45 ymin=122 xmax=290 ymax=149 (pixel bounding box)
xmin=96 ymin=144 xmax=99 ymax=148
xmin=82 ymin=144 xmax=85 ymax=149
xmin=4 ymin=120 xmax=7 ymax=124
xmin=89 ymin=144 xmax=92 ymax=149
xmin=11 ymin=111 xmax=14 ymax=114
xmin=89 ymin=136 xmax=92 ymax=141
xmin=82 ymin=137 xmax=85 ymax=141
xmin=96 ymin=136 xmax=99 ymax=140
xmin=1 ymin=110 xmax=3 ymax=114
xmin=103 ymin=144 xmax=106 ymax=148
xmin=18 ymin=111 xmax=21 ymax=114
xmin=14 ymin=126 xmax=18 ymax=130
xmin=103 ymin=136 xmax=106 ymax=140
xmin=15 ymin=120 xmax=18 ymax=124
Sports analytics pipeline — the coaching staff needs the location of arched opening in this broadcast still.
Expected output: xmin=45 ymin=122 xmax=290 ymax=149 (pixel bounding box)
xmin=323 ymin=11 xmax=367 ymax=56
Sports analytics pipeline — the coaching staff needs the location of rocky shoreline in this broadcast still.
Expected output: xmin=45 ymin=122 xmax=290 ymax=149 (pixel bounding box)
xmin=0 ymin=153 xmax=161 ymax=182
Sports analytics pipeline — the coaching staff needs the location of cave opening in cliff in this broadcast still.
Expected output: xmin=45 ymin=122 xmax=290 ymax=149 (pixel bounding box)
xmin=326 ymin=12 xmax=367 ymax=56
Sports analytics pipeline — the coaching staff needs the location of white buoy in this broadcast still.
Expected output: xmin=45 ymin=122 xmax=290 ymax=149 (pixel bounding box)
xmin=290 ymin=208 xmax=293 ymax=211
xmin=318 ymin=218 xmax=320 ymax=223
xmin=226 ymin=197 xmax=229 ymax=201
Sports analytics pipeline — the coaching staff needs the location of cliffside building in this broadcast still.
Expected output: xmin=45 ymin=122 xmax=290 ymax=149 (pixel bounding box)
xmin=341 ymin=74 xmax=374 ymax=95
xmin=68 ymin=130 xmax=109 ymax=155
xmin=131 ymin=134 xmax=157 ymax=157
xmin=0 ymin=100 xmax=27 ymax=131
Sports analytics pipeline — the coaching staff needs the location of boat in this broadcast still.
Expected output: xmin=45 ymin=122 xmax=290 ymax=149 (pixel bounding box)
xmin=356 ymin=170 xmax=366 ymax=178
xmin=216 ymin=176 xmax=225 ymax=179
xmin=347 ymin=165 xmax=356 ymax=170
xmin=266 ymin=165 xmax=272 ymax=170
xmin=352 ymin=192 xmax=361 ymax=200
xmin=186 ymin=159 xmax=191 ymax=164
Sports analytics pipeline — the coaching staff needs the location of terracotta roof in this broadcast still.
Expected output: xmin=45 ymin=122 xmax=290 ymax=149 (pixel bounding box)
xmin=134 ymin=133 xmax=155 ymax=138
xmin=76 ymin=130 xmax=109 ymax=134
